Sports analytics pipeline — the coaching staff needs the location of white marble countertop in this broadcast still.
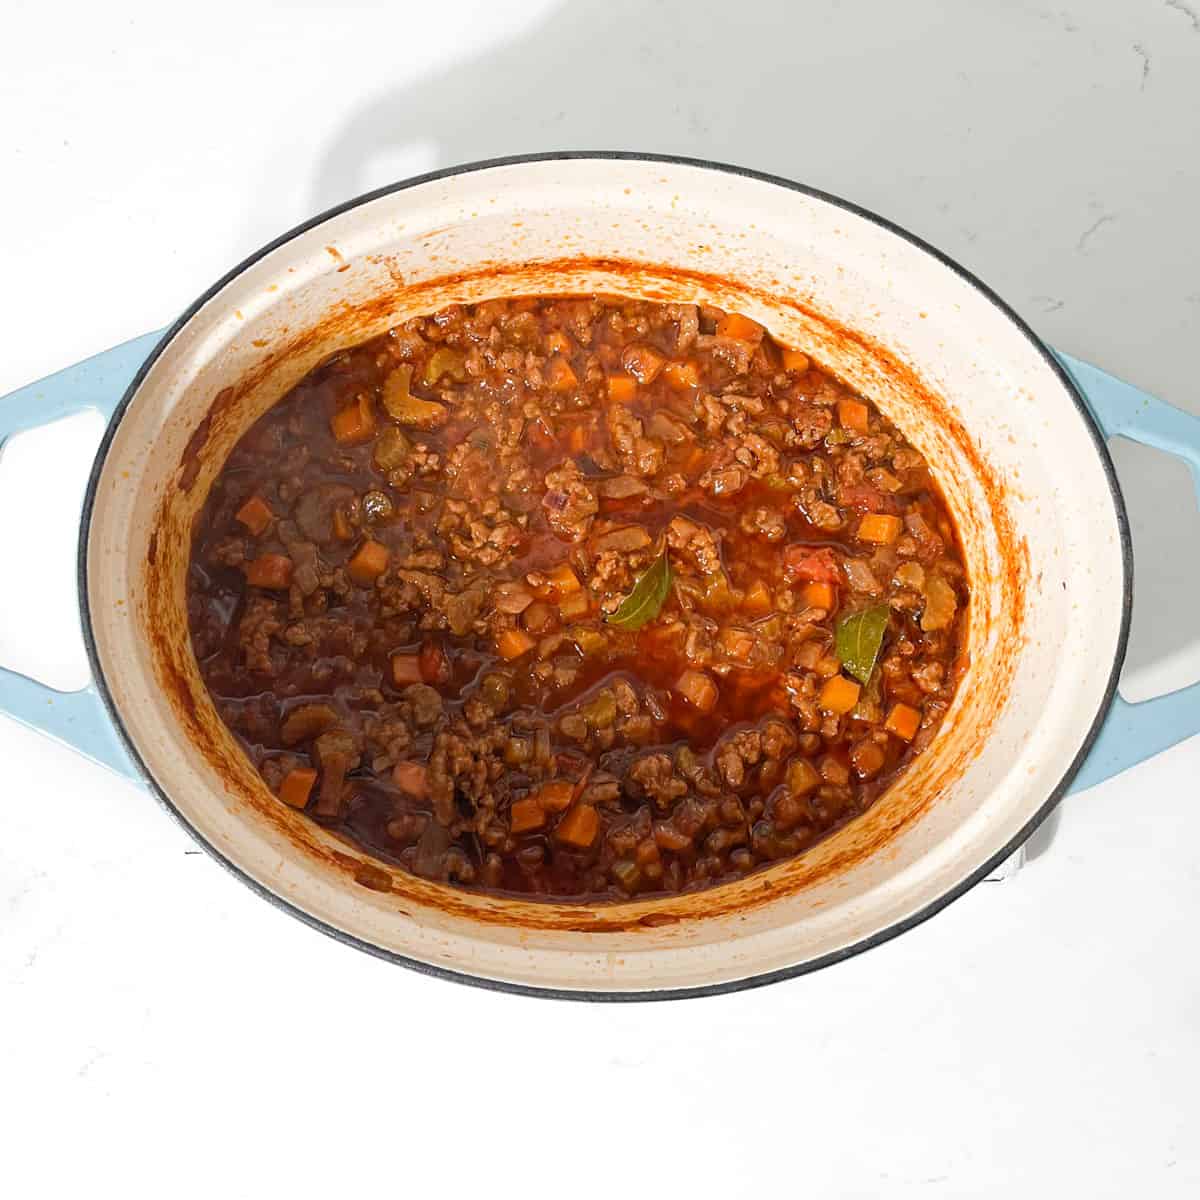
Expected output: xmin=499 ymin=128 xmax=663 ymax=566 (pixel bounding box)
xmin=2 ymin=2 xmax=1198 ymax=1195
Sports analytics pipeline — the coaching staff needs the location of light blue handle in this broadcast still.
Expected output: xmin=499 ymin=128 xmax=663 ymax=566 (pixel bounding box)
xmin=1057 ymin=351 xmax=1200 ymax=792
xmin=0 ymin=330 xmax=166 ymax=780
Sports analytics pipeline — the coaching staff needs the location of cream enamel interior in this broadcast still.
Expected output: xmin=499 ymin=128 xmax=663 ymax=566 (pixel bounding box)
xmin=85 ymin=159 xmax=1124 ymax=993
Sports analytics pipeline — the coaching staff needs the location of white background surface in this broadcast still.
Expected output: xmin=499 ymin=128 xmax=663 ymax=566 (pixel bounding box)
xmin=2 ymin=1 xmax=1199 ymax=1195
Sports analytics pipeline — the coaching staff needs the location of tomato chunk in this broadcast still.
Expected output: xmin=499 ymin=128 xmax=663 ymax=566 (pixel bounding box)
xmin=783 ymin=545 xmax=839 ymax=584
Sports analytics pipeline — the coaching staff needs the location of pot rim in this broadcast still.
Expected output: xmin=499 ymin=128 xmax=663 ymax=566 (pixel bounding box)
xmin=76 ymin=150 xmax=1133 ymax=1002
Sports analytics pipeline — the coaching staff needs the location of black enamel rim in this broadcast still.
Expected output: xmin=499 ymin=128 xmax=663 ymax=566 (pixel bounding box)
xmin=77 ymin=151 xmax=1134 ymax=1002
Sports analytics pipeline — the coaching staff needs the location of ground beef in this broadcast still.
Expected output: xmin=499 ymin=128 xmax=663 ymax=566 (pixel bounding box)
xmin=189 ymin=294 xmax=968 ymax=901
xmin=237 ymin=597 xmax=284 ymax=674
xmin=628 ymin=754 xmax=689 ymax=809
xmin=667 ymin=516 xmax=722 ymax=574
xmin=542 ymin=460 xmax=599 ymax=541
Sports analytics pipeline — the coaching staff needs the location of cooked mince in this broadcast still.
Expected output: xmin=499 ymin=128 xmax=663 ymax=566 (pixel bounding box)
xmin=187 ymin=296 xmax=968 ymax=901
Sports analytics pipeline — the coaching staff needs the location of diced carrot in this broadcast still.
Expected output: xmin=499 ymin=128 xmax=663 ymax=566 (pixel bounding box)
xmin=556 ymin=804 xmax=599 ymax=848
xmin=559 ymin=590 xmax=591 ymax=619
xmin=742 ymin=579 xmax=773 ymax=617
xmin=547 ymin=562 xmax=581 ymax=597
xmin=510 ymin=796 xmax=547 ymax=835
xmin=674 ymin=669 xmax=719 ymax=714
xmin=391 ymin=652 xmax=422 ymax=685
xmin=332 ymin=507 xmax=353 ymax=541
xmin=819 ymin=675 xmax=861 ymax=715
xmin=545 ymin=354 xmax=578 ymax=392
xmin=780 ymin=346 xmax=810 ymax=372
xmin=347 ymin=539 xmax=390 ymax=585
xmin=235 ymin=495 xmax=273 ymax=536
xmin=535 ymin=779 xmax=575 ymax=812
xmin=801 ymin=581 xmax=836 ymax=611
xmin=884 ymin=702 xmax=922 ymax=741
xmin=858 ymin=513 xmax=904 ymax=545
xmin=330 ymin=393 xmax=376 ymax=445
xmin=621 ymin=344 xmax=666 ymax=383
xmin=497 ymin=628 xmax=536 ymax=660
xmin=244 ymin=553 xmax=293 ymax=590
xmin=837 ymin=398 xmax=870 ymax=433
xmin=662 ymin=360 xmax=700 ymax=390
xmin=278 ymin=767 xmax=317 ymax=809
xmin=393 ymin=761 xmax=429 ymax=799
xmin=716 ymin=312 xmax=764 ymax=343
xmin=546 ymin=330 xmax=572 ymax=355
xmin=607 ymin=373 xmax=637 ymax=403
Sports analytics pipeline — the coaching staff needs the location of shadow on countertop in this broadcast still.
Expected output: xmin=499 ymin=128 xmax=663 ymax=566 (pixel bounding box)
xmin=311 ymin=0 xmax=994 ymax=221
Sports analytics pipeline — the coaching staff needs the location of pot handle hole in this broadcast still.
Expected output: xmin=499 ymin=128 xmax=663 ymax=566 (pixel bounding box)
xmin=0 ymin=331 xmax=166 ymax=781
xmin=1057 ymin=351 xmax=1200 ymax=793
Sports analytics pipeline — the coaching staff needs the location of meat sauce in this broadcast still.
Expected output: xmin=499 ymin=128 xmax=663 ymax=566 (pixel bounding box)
xmin=188 ymin=295 xmax=968 ymax=901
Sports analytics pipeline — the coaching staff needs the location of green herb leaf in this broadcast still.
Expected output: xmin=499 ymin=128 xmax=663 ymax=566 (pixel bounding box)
xmin=606 ymin=551 xmax=672 ymax=630
xmin=835 ymin=604 xmax=890 ymax=685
